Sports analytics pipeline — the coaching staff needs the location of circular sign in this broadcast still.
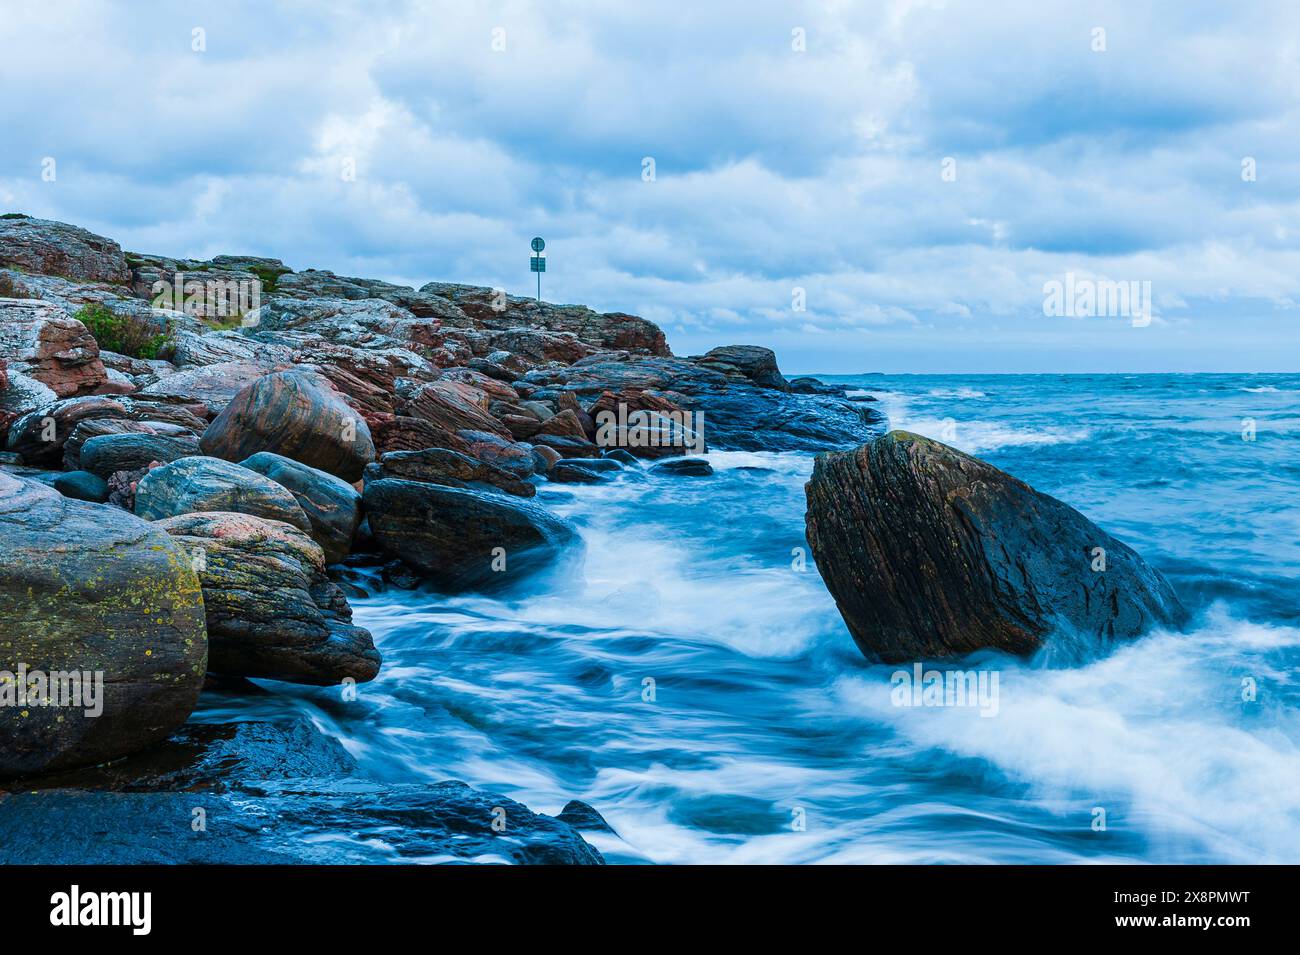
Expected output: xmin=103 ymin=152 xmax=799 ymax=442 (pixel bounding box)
xmin=531 ymin=236 xmax=545 ymax=252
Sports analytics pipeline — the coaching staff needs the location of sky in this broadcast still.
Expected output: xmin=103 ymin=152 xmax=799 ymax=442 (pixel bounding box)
xmin=2 ymin=0 xmax=1299 ymax=373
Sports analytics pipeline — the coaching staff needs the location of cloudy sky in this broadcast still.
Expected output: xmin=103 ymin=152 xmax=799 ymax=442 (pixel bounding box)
xmin=2 ymin=0 xmax=1298 ymax=372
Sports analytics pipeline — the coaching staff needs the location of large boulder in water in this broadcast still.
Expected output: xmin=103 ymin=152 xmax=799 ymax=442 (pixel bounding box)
xmin=156 ymin=511 xmax=380 ymax=685
xmin=364 ymin=478 xmax=581 ymax=590
xmin=135 ymin=455 xmax=311 ymax=530
xmin=200 ymin=370 xmax=375 ymax=481
xmin=805 ymin=431 xmax=1188 ymax=662
xmin=239 ymin=451 xmax=361 ymax=564
xmin=0 ymin=473 xmax=207 ymax=778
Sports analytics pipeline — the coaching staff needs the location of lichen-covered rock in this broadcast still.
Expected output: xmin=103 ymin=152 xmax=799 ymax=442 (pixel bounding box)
xmin=155 ymin=511 xmax=380 ymax=685
xmin=0 ymin=299 xmax=107 ymax=397
xmin=135 ymin=455 xmax=311 ymax=530
xmin=200 ymin=370 xmax=375 ymax=481
xmin=0 ymin=217 xmax=130 ymax=284
xmin=0 ymin=473 xmax=207 ymax=778
xmin=239 ymin=452 xmax=361 ymax=564
xmin=804 ymin=431 xmax=1189 ymax=662
xmin=364 ymin=478 xmax=581 ymax=590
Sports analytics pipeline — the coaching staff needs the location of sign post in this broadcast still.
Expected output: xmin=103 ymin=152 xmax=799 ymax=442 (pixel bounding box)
xmin=530 ymin=236 xmax=546 ymax=302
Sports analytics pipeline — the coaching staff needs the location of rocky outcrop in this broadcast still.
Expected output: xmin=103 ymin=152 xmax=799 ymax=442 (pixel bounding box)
xmin=135 ymin=455 xmax=311 ymax=530
xmin=522 ymin=352 xmax=885 ymax=453
xmin=156 ymin=511 xmax=380 ymax=685
xmin=804 ymin=431 xmax=1188 ymax=662
xmin=694 ymin=345 xmax=789 ymax=391
xmin=364 ymin=478 xmax=581 ymax=590
xmin=0 ymin=299 xmax=107 ymax=397
xmin=421 ymin=283 xmax=670 ymax=357
xmin=239 ymin=452 xmax=361 ymax=564
xmin=0 ymin=217 xmax=131 ymax=284
xmin=200 ymin=370 xmax=375 ymax=481
xmin=0 ymin=473 xmax=206 ymax=778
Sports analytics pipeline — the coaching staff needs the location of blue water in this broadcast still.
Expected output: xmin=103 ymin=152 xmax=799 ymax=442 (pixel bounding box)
xmin=196 ymin=373 xmax=1300 ymax=863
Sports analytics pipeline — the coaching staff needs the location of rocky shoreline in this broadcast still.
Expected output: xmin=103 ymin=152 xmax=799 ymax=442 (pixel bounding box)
xmin=0 ymin=215 xmax=1185 ymax=863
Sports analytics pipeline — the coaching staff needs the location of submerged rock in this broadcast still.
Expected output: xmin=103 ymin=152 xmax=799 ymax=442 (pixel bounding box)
xmin=156 ymin=511 xmax=380 ymax=685
xmin=804 ymin=431 xmax=1188 ymax=662
xmin=200 ymin=370 xmax=375 ymax=481
xmin=651 ymin=457 xmax=714 ymax=477
xmin=364 ymin=478 xmax=582 ymax=590
xmin=0 ymin=473 xmax=207 ymax=778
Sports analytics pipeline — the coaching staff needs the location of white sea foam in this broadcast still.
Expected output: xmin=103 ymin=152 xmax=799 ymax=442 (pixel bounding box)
xmin=827 ymin=606 xmax=1300 ymax=863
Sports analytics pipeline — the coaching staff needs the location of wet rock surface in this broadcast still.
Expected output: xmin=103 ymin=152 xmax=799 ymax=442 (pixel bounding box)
xmin=805 ymin=431 xmax=1189 ymax=661
xmin=0 ymin=719 xmax=603 ymax=864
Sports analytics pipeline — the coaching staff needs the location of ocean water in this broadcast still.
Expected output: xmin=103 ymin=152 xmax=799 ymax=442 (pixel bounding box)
xmin=195 ymin=373 xmax=1300 ymax=864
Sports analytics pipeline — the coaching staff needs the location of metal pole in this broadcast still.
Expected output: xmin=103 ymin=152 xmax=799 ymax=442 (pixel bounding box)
xmin=537 ymin=269 xmax=540 ymax=303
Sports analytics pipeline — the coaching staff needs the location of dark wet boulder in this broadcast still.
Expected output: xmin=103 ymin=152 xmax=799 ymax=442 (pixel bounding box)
xmin=602 ymin=448 xmax=640 ymax=467
xmin=549 ymin=458 xmax=622 ymax=484
xmin=364 ymin=478 xmax=582 ymax=590
xmin=694 ymin=345 xmax=789 ymax=391
xmin=804 ymin=431 xmax=1188 ymax=662
xmin=53 ymin=469 xmax=108 ymax=502
xmin=554 ymin=799 xmax=617 ymax=835
xmin=651 ymin=458 xmax=714 ymax=477
xmin=789 ymin=376 xmax=846 ymax=396
xmin=79 ymin=432 xmax=200 ymax=478
xmin=201 ymin=370 xmax=375 ymax=481
xmin=368 ymin=446 xmax=535 ymax=499
xmin=239 ymin=452 xmax=361 ymax=564
xmin=530 ymin=433 xmax=600 ymax=459
xmin=0 ymin=473 xmax=207 ymax=778
xmin=135 ymin=455 xmax=311 ymax=531
xmin=156 ymin=511 xmax=380 ymax=685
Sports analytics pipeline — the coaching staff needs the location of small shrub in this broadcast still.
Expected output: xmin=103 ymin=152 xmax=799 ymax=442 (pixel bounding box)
xmin=75 ymin=302 xmax=169 ymax=360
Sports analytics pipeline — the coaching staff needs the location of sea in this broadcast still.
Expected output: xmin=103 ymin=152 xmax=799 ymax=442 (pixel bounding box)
xmin=195 ymin=373 xmax=1300 ymax=864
